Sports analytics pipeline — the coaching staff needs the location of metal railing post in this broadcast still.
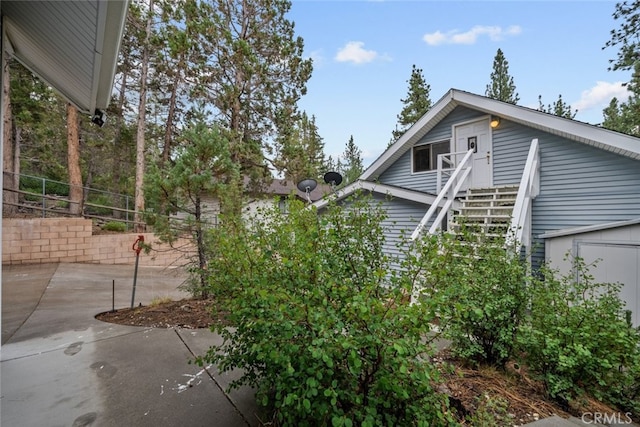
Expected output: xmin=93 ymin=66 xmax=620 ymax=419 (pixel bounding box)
xmin=41 ymin=177 xmax=46 ymax=218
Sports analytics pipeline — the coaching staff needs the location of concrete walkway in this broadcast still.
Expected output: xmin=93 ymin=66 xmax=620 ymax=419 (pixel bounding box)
xmin=1 ymin=263 xmax=262 ymax=427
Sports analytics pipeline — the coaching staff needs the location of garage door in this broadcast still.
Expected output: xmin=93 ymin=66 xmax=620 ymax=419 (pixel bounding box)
xmin=577 ymin=242 xmax=640 ymax=327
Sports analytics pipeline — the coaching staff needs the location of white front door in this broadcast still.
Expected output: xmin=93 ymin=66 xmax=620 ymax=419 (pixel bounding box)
xmin=453 ymin=119 xmax=493 ymax=189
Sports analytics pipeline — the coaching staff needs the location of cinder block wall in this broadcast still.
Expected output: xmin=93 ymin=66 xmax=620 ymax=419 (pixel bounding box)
xmin=2 ymin=218 xmax=193 ymax=266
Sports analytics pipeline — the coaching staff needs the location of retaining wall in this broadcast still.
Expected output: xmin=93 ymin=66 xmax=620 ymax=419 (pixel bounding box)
xmin=2 ymin=218 xmax=193 ymax=266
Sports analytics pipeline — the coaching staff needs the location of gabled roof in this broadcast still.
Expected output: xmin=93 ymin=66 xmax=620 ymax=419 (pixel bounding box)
xmin=362 ymin=88 xmax=640 ymax=181
xmin=2 ymin=1 xmax=129 ymax=115
xmin=311 ymin=180 xmax=444 ymax=210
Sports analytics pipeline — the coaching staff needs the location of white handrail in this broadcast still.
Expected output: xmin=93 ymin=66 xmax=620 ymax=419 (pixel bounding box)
xmin=507 ymin=138 xmax=540 ymax=251
xmin=411 ymin=149 xmax=474 ymax=240
xmin=436 ymin=150 xmax=469 ymax=193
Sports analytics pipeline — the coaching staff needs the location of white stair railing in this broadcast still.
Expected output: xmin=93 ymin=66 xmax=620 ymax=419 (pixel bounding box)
xmin=436 ymin=150 xmax=472 ymax=193
xmin=506 ymin=138 xmax=540 ymax=252
xmin=411 ymin=149 xmax=474 ymax=240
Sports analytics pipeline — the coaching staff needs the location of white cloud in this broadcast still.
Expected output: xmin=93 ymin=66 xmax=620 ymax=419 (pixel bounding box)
xmin=423 ymin=25 xmax=522 ymax=46
xmin=335 ymin=41 xmax=378 ymax=64
xmin=573 ymin=81 xmax=631 ymax=111
xmin=308 ymin=49 xmax=325 ymax=67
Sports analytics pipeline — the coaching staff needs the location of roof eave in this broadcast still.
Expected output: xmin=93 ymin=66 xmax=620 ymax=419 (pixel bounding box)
xmin=360 ymin=89 xmax=640 ymax=182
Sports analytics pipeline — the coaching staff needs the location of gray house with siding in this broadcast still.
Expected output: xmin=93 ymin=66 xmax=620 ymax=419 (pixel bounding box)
xmin=313 ymin=89 xmax=640 ymax=325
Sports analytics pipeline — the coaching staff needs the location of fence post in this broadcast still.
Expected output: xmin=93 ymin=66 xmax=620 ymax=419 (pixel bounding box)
xmin=41 ymin=177 xmax=46 ymax=218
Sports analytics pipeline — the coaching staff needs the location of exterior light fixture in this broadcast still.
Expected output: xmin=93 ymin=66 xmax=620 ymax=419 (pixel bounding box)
xmin=92 ymin=109 xmax=105 ymax=127
xmin=490 ymin=116 xmax=500 ymax=129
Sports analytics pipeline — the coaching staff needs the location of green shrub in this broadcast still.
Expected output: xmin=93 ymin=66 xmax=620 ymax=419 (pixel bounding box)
xmin=20 ymin=176 xmax=70 ymax=196
xmin=412 ymin=229 xmax=529 ymax=366
xmin=102 ymin=221 xmax=127 ymax=232
xmin=465 ymin=393 xmax=511 ymax=427
xmin=198 ymin=196 xmax=454 ymax=426
xmin=85 ymin=194 xmax=116 ymax=215
xmin=518 ymin=255 xmax=640 ymax=410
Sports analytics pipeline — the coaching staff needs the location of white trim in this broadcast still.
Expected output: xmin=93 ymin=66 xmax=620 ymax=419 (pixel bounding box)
xmin=539 ymin=217 xmax=640 ymax=239
xmin=451 ymin=114 xmax=492 ymax=129
xmin=411 ymin=139 xmax=450 ymax=175
xmin=311 ymin=180 xmax=442 ymax=211
xmin=360 ymin=89 xmax=640 ymax=183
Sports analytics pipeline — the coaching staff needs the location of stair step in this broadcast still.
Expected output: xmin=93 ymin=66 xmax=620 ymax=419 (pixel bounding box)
xmin=454 ymin=214 xmax=512 ymax=221
xmin=463 ymin=194 xmax=518 ymax=201
xmin=460 ymin=207 xmax=514 ymax=214
xmin=467 ymin=185 xmax=519 ymax=193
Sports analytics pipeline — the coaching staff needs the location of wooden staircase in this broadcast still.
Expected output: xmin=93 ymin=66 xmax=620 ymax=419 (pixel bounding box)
xmin=449 ymin=186 xmax=519 ymax=239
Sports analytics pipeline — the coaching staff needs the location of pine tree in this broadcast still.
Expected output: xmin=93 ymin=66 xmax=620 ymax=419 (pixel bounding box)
xmin=391 ymin=64 xmax=431 ymax=142
xmin=537 ymin=94 xmax=577 ymax=119
xmin=276 ymin=112 xmax=326 ymax=184
xmin=602 ymin=1 xmax=640 ymax=134
xmin=485 ymin=48 xmax=519 ymax=104
xmin=133 ymin=0 xmax=155 ymax=232
xmin=340 ymin=135 xmax=364 ymax=186
xmin=200 ymin=0 xmax=313 ymax=188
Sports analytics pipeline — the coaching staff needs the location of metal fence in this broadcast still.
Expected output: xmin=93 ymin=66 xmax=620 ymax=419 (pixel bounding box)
xmin=3 ymin=172 xmax=137 ymax=228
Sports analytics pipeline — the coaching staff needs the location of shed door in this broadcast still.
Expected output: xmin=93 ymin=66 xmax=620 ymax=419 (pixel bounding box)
xmin=577 ymin=242 xmax=640 ymax=327
xmin=453 ymin=119 xmax=492 ymax=189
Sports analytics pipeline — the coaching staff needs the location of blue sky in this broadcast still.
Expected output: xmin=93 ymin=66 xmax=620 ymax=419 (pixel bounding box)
xmin=287 ymin=0 xmax=632 ymax=167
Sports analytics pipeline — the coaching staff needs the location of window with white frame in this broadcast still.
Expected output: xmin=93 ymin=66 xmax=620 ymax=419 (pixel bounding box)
xmin=413 ymin=140 xmax=450 ymax=173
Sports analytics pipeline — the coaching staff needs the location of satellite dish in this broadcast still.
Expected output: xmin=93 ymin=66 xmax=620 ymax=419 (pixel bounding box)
xmin=296 ymin=178 xmax=317 ymax=193
xmin=323 ymin=171 xmax=343 ymax=186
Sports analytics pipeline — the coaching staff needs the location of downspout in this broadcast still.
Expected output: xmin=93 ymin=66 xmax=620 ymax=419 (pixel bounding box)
xmin=1 ymin=15 xmax=6 ymax=331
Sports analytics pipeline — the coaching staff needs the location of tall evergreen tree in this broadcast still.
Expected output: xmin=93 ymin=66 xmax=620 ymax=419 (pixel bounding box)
xmin=66 ymin=103 xmax=83 ymax=215
xmin=276 ymin=112 xmax=326 ymax=183
xmin=485 ymin=48 xmax=520 ymax=104
xmin=603 ymin=1 xmax=640 ymax=133
xmin=133 ymin=0 xmax=155 ymax=232
xmin=340 ymin=135 xmax=364 ymax=186
xmin=537 ymin=94 xmax=578 ymax=119
xmin=153 ymin=0 xmax=210 ymax=166
xmin=602 ymin=62 xmax=640 ymax=135
xmin=199 ymin=0 xmax=313 ymax=188
xmin=391 ymin=64 xmax=431 ymax=142
xmin=145 ymin=108 xmax=238 ymax=298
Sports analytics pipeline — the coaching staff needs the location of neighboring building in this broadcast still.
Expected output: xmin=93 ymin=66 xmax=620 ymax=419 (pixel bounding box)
xmin=174 ymin=178 xmax=332 ymax=226
xmin=313 ymin=89 xmax=640 ymax=325
xmin=244 ymin=178 xmax=331 ymax=218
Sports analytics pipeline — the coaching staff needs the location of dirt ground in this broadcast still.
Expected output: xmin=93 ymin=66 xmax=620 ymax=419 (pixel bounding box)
xmin=96 ymin=298 xmax=622 ymax=426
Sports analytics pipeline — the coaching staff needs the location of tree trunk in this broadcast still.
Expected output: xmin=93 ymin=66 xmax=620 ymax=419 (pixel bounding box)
xmin=13 ymin=127 xmax=21 ymax=204
xmin=67 ymin=103 xmax=83 ymax=216
xmin=161 ymin=65 xmax=180 ymax=166
xmin=2 ymin=55 xmax=18 ymax=215
xmin=112 ymin=71 xmax=128 ymax=219
xmin=133 ymin=0 xmax=153 ymax=233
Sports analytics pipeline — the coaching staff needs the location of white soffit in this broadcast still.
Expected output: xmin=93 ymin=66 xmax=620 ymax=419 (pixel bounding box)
xmin=2 ymin=0 xmax=129 ymax=115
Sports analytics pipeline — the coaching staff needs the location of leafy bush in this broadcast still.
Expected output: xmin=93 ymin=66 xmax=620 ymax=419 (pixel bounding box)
xmin=465 ymin=393 xmax=511 ymax=427
xmin=518 ymin=255 xmax=640 ymax=410
xmin=102 ymin=221 xmax=127 ymax=232
xmin=199 ymin=196 xmax=454 ymax=426
xmin=412 ymin=229 xmax=529 ymax=366
xmin=85 ymin=194 xmax=117 ymax=215
xmin=20 ymin=175 xmax=70 ymax=196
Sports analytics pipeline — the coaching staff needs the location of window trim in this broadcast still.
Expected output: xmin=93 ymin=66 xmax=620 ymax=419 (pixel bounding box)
xmin=411 ymin=140 xmax=451 ymax=174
